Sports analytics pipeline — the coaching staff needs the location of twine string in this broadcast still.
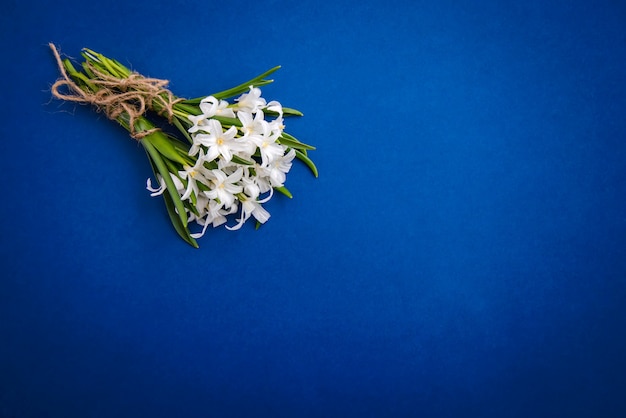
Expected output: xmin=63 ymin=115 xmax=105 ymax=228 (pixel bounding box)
xmin=49 ymin=43 xmax=183 ymax=140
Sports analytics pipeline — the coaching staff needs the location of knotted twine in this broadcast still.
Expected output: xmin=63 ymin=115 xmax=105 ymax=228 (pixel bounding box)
xmin=49 ymin=43 xmax=183 ymax=140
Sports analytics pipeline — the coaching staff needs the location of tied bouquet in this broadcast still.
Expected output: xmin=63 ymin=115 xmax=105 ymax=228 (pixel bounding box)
xmin=49 ymin=44 xmax=317 ymax=248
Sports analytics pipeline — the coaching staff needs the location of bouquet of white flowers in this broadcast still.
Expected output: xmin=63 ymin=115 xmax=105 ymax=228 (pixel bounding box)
xmin=49 ymin=44 xmax=317 ymax=248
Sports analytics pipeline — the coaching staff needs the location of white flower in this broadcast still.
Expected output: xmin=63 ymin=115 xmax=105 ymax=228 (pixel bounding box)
xmin=269 ymin=117 xmax=285 ymax=137
xmin=216 ymin=157 xmax=239 ymax=172
xmin=250 ymin=121 xmax=285 ymax=166
xmin=146 ymin=175 xmax=167 ymax=196
xmin=265 ymin=100 xmax=283 ymax=116
xmin=267 ymin=148 xmax=295 ymax=187
xmin=204 ymin=167 xmax=243 ymax=209
xmin=190 ymin=199 xmax=231 ymax=239
xmin=200 ymin=96 xmax=235 ymax=118
xmin=246 ymin=163 xmax=272 ymax=194
xmin=178 ymin=156 xmax=211 ymax=201
xmin=187 ymin=96 xmax=235 ymax=134
xmin=234 ymin=111 xmax=263 ymax=157
xmin=236 ymin=86 xmax=266 ymax=113
xmin=187 ymin=113 xmax=209 ymax=134
xmin=226 ymin=187 xmax=273 ymax=231
xmin=146 ymin=173 xmax=186 ymax=196
xmin=238 ymin=110 xmax=265 ymax=138
xmin=192 ymin=119 xmax=240 ymax=162
xmin=241 ymin=174 xmax=261 ymax=200
xmin=205 ymin=199 xmax=229 ymax=227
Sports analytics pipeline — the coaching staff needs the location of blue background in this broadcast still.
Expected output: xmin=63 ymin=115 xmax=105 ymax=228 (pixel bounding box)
xmin=1 ymin=0 xmax=626 ymax=416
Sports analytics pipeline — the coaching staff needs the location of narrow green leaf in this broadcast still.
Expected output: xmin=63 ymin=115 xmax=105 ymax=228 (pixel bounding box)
xmin=162 ymin=158 xmax=181 ymax=178
xmin=145 ymin=149 xmax=198 ymax=248
xmin=167 ymin=133 xmax=193 ymax=155
xmin=175 ymin=102 xmax=202 ymax=116
xmin=142 ymin=138 xmax=189 ymax=228
xmin=213 ymin=116 xmax=242 ymax=127
xmin=295 ymin=150 xmax=319 ymax=177
xmin=63 ymin=59 xmax=95 ymax=91
xmin=146 ymin=133 xmax=189 ymax=166
xmin=172 ymin=118 xmax=193 ymax=144
xmin=210 ymin=66 xmax=281 ymax=99
xmin=278 ymin=134 xmax=316 ymax=151
xmin=231 ymin=154 xmax=254 ymax=165
xmin=282 ymin=107 xmax=303 ymax=117
xmin=161 ymin=185 xmax=199 ymax=248
xmin=136 ymin=119 xmax=189 ymax=166
xmin=275 ymin=186 xmax=293 ymax=198
xmin=81 ymin=62 xmax=97 ymax=79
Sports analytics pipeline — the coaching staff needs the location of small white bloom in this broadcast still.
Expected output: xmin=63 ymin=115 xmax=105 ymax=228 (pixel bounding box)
xmin=250 ymin=121 xmax=285 ymax=166
xmin=146 ymin=173 xmax=188 ymax=196
xmin=146 ymin=175 xmax=167 ymax=196
xmin=238 ymin=111 xmax=265 ymax=138
xmin=190 ymin=199 xmax=231 ymax=239
xmin=192 ymin=119 xmax=240 ymax=162
xmin=268 ymin=117 xmax=285 ymax=139
xmin=187 ymin=113 xmax=209 ymax=134
xmin=199 ymin=96 xmax=236 ymax=119
xmin=187 ymin=96 xmax=236 ymax=134
xmin=233 ymin=111 xmax=263 ymax=157
xmin=267 ymin=148 xmax=295 ymax=187
xmin=178 ymin=154 xmax=211 ymax=201
xmin=265 ymin=100 xmax=283 ymax=116
xmin=236 ymin=86 xmax=266 ymax=113
xmin=247 ymin=163 xmax=272 ymax=194
xmin=216 ymin=158 xmax=239 ymax=173
xmin=204 ymin=167 xmax=243 ymax=209
xmin=226 ymin=187 xmax=274 ymax=231
xmin=205 ymin=199 xmax=229 ymax=227
xmin=241 ymin=174 xmax=261 ymax=200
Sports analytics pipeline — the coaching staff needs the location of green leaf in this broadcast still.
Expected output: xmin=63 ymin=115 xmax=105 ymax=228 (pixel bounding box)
xmin=161 ymin=184 xmax=199 ymax=248
xmin=175 ymin=102 xmax=202 ymax=116
xmin=231 ymin=154 xmax=254 ymax=165
xmin=82 ymin=48 xmax=131 ymax=78
xmin=81 ymin=61 xmax=96 ymax=79
xmin=207 ymin=66 xmax=282 ymax=100
xmin=142 ymin=138 xmax=189 ymax=228
xmin=146 ymin=133 xmax=189 ymax=166
xmin=172 ymin=118 xmax=193 ymax=144
xmin=295 ymin=150 xmax=319 ymax=177
xmin=213 ymin=80 xmax=278 ymax=100
xmin=167 ymin=133 xmax=193 ymax=154
xmin=145 ymin=150 xmax=198 ymax=248
xmin=275 ymin=186 xmax=293 ymax=198
xmin=278 ymin=133 xmax=316 ymax=151
xmin=282 ymin=107 xmax=304 ymax=117
xmin=213 ymin=116 xmax=242 ymax=127
xmin=136 ymin=119 xmax=189 ymax=166
xmin=63 ymin=59 xmax=95 ymax=91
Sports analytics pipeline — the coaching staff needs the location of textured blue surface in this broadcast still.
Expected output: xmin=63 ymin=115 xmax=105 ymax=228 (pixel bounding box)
xmin=1 ymin=0 xmax=626 ymax=416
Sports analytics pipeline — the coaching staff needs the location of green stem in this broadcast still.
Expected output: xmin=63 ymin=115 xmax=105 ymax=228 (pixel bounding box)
xmin=142 ymin=138 xmax=189 ymax=229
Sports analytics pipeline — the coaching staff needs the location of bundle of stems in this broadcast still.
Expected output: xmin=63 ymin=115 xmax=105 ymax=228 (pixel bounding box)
xmin=50 ymin=44 xmax=317 ymax=247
